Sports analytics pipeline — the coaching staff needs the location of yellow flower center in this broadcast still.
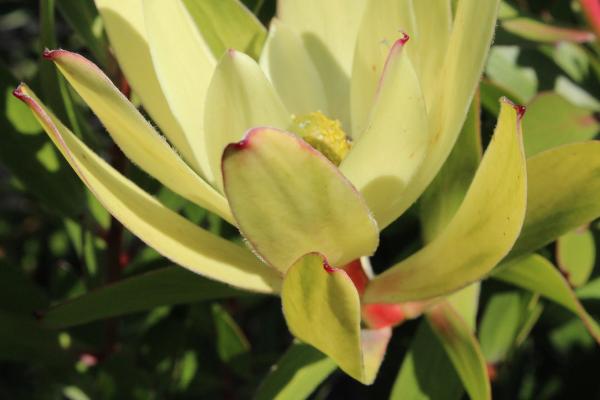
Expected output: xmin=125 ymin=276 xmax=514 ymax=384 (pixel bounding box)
xmin=290 ymin=111 xmax=352 ymax=166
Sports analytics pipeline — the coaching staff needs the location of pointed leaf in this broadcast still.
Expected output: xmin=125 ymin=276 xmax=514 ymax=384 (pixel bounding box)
xmin=281 ymin=253 xmax=391 ymax=384
xmin=205 ymin=50 xmax=290 ymax=190
xmin=342 ymin=39 xmax=429 ymax=228
xmin=222 ymin=128 xmax=378 ymax=272
xmin=42 ymin=267 xmax=242 ymax=329
xmin=420 ymin=92 xmax=482 ymax=242
xmin=411 ymin=0 xmax=453 ymax=110
xmin=14 ymin=85 xmax=282 ymax=294
xmin=255 ymin=343 xmax=336 ymax=400
xmin=95 ymin=0 xmax=198 ymax=169
xmin=378 ymin=0 xmax=501 ymax=229
xmin=260 ymin=19 xmax=328 ymax=116
xmin=143 ymin=0 xmax=216 ymax=179
xmin=350 ymin=0 xmax=416 ymax=136
xmin=182 ymin=0 xmax=266 ymax=60
xmin=492 ymin=254 xmax=600 ymax=343
xmin=365 ymin=99 xmax=526 ymax=303
xmin=281 ymin=253 xmax=363 ymax=382
xmin=44 ymin=49 xmax=233 ymax=223
xmin=510 ymin=141 xmax=600 ymax=258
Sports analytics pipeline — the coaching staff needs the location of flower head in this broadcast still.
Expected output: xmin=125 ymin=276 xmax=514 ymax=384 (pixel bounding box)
xmin=14 ymin=0 xmax=563 ymax=385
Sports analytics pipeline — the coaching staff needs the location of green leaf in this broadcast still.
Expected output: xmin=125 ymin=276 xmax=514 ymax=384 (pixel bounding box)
xmin=42 ymin=267 xmax=244 ymax=329
xmin=15 ymin=84 xmax=282 ymax=295
xmin=509 ymin=141 xmax=600 ymax=259
xmin=493 ymin=254 xmax=600 ymax=343
xmin=0 ymin=310 xmax=70 ymax=365
xmin=212 ymin=304 xmax=250 ymax=363
xmin=556 ymin=228 xmax=596 ymax=287
xmin=222 ymin=128 xmax=378 ymax=272
xmin=391 ymin=320 xmax=463 ymax=400
xmin=485 ymin=46 xmax=538 ymax=102
xmin=365 ymin=99 xmax=526 ymax=303
xmin=427 ymin=303 xmax=491 ymax=400
xmin=182 ymin=0 xmax=266 ymax=60
xmin=40 ymin=0 xmax=75 ymax=127
xmin=281 ymin=253 xmax=390 ymax=384
xmin=254 ymin=342 xmax=336 ymax=400
xmin=523 ymin=92 xmax=598 ymax=157
xmin=56 ymin=0 xmax=110 ymax=68
xmin=0 ymin=66 xmax=84 ymax=217
xmin=0 ymin=262 xmax=48 ymax=314
xmin=478 ymin=290 xmax=542 ymax=363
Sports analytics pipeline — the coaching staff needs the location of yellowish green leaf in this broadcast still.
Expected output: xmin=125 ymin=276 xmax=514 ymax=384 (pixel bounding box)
xmin=94 ymin=0 xmax=197 ymax=169
xmin=365 ymin=100 xmax=526 ymax=303
xmin=143 ymin=0 xmax=216 ymax=180
xmin=342 ymin=40 xmax=429 ymax=228
xmin=45 ymin=49 xmax=233 ymax=223
xmin=277 ymin=0 xmax=367 ymax=129
xmin=411 ymin=0 xmax=453 ymax=111
xmin=350 ymin=0 xmax=415 ymax=136
xmin=420 ymin=92 xmax=482 ymax=242
xmin=205 ymin=50 xmax=290 ymax=190
xmin=281 ymin=253 xmax=390 ymax=384
xmin=259 ymin=19 xmax=328 ymax=116
xmin=15 ymin=84 xmax=282 ymax=294
xmin=222 ymin=128 xmax=378 ymax=272
xmin=183 ymin=0 xmax=266 ymax=60
xmin=379 ymin=0 xmax=500 ymax=229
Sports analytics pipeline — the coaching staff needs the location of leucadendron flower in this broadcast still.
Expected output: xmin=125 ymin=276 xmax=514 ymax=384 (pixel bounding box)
xmin=14 ymin=0 xmax=600 ymax=387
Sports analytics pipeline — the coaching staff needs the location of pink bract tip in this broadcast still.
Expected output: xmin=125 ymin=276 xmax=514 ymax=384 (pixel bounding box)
xmin=397 ymin=32 xmax=410 ymax=46
xmin=514 ymin=104 xmax=527 ymax=120
xmin=323 ymin=260 xmax=336 ymax=273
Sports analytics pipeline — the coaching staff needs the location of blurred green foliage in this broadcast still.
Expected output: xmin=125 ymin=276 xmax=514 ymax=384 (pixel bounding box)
xmin=0 ymin=0 xmax=599 ymax=399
